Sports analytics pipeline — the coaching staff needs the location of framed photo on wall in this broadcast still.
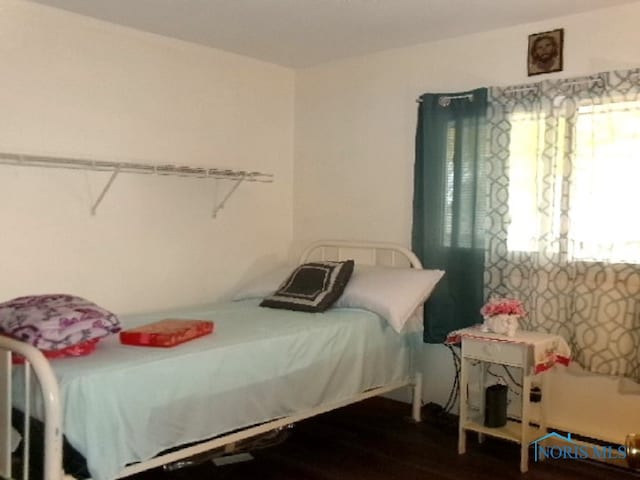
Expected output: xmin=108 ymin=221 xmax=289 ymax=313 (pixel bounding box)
xmin=527 ymin=28 xmax=563 ymax=76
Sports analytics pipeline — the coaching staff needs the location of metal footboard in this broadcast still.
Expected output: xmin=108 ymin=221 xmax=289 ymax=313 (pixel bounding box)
xmin=0 ymin=336 xmax=64 ymax=480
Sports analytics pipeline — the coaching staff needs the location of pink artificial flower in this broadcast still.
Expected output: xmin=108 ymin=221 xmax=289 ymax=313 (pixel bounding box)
xmin=480 ymin=297 xmax=526 ymax=318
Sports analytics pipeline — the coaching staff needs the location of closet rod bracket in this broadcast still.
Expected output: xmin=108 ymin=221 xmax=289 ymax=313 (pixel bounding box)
xmin=212 ymin=176 xmax=245 ymax=219
xmin=90 ymin=165 xmax=121 ymax=215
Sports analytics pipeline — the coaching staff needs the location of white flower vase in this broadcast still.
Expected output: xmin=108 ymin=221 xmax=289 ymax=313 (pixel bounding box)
xmin=481 ymin=314 xmax=519 ymax=337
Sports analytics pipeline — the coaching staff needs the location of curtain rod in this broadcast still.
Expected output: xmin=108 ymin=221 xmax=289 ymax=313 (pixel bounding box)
xmin=500 ymin=73 xmax=606 ymax=94
xmin=439 ymin=93 xmax=473 ymax=107
xmin=561 ymin=75 xmax=605 ymax=87
xmin=417 ymin=71 xmax=617 ymax=104
xmin=416 ymin=93 xmax=474 ymax=105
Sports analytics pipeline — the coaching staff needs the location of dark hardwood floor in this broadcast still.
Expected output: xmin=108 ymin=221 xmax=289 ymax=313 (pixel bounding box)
xmin=130 ymin=398 xmax=638 ymax=480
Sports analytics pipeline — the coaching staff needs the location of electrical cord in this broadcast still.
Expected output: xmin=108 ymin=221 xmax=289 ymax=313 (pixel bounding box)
xmin=443 ymin=344 xmax=461 ymax=414
xmin=486 ymin=365 xmax=522 ymax=396
xmin=500 ymin=364 xmax=522 ymax=389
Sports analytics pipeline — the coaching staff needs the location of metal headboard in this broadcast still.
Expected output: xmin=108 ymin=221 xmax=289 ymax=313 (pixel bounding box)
xmin=300 ymin=240 xmax=422 ymax=269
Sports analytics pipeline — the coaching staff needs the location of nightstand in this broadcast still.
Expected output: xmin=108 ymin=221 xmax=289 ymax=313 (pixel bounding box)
xmin=451 ymin=328 xmax=570 ymax=473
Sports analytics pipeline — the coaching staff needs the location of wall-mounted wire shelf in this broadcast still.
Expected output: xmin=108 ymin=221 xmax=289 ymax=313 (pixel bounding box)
xmin=0 ymin=151 xmax=274 ymax=217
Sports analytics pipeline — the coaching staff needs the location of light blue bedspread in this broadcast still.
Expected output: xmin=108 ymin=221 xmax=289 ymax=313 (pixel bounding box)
xmin=18 ymin=300 xmax=419 ymax=480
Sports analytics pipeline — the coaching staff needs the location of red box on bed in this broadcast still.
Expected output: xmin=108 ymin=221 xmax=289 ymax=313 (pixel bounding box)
xmin=119 ymin=319 xmax=214 ymax=347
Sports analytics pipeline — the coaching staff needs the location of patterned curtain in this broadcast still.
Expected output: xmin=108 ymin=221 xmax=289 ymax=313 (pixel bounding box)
xmin=486 ymin=68 xmax=640 ymax=381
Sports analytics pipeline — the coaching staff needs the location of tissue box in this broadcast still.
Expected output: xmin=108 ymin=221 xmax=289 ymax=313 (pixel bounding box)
xmin=119 ymin=319 xmax=214 ymax=347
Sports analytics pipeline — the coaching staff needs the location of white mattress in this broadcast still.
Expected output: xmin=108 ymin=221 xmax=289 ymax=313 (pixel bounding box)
xmin=14 ymin=299 xmax=420 ymax=480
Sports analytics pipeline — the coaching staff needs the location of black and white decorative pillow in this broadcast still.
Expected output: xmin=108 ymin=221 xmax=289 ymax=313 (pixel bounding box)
xmin=260 ymin=260 xmax=355 ymax=312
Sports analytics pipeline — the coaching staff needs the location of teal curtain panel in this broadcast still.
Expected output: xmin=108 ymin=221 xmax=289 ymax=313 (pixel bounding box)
xmin=412 ymin=88 xmax=488 ymax=343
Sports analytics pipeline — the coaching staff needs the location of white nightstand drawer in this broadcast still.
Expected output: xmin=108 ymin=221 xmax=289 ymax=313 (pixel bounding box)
xmin=462 ymin=338 xmax=527 ymax=367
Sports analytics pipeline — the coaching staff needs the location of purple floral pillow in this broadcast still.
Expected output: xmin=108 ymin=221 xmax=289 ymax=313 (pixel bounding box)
xmin=0 ymin=294 xmax=121 ymax=351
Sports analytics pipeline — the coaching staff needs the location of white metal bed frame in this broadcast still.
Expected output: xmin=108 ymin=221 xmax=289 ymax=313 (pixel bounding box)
xmin=0 ymin=240 xmax=424 ymax=480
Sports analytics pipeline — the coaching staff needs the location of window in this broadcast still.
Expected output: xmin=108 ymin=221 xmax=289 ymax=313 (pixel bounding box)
xmin=505 ymin=99 xmax=640 ymax=264
xmin=443 ymin=120 xmax=486 ymax=249
xmin=571 ymin=100 xmax=640 ymax=263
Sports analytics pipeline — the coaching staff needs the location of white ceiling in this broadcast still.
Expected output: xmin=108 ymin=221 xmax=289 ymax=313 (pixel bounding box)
xmin=28 ymin=0 xmax=639 ymax=68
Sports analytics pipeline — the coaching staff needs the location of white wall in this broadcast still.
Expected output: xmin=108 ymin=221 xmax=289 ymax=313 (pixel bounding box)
xmin=293 ymin=2 xmax=640 ymax=438
xmin=0 ymin=0 xmax=295 ymax=314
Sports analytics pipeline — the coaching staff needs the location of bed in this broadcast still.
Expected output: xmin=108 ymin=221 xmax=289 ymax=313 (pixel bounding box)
xmin=0 ymin=240 xmax=438 ymax=480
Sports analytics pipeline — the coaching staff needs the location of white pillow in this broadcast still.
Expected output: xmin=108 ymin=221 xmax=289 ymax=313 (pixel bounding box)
xmin=334 ymin=266 xmax=445 ymax=333
xmin=232 ymin=265 xmax=295 ymax=301
xmin=401 ymin=309 xmax=425 ymax=334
